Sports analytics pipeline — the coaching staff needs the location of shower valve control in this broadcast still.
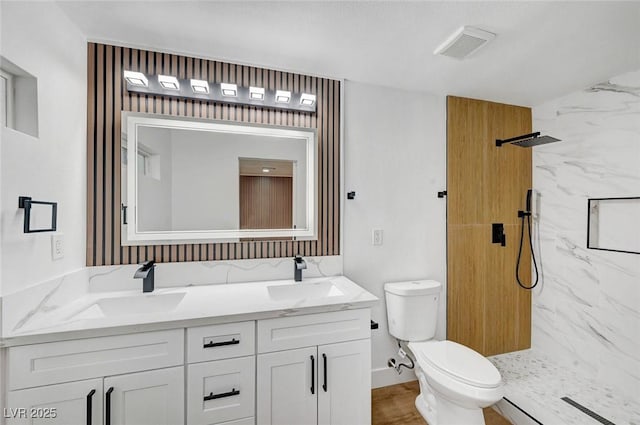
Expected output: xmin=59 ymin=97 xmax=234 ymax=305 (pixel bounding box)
xmin=492 ymin=223 xmax=506 ymax=247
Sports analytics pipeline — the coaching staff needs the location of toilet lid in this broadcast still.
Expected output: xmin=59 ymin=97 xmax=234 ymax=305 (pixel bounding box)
xmin=410 ymin=340 xmax=502 ymax=389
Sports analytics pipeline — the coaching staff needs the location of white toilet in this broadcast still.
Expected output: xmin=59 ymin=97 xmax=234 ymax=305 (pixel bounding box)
xmin=384 ymin=280 xmax=503 ymax=425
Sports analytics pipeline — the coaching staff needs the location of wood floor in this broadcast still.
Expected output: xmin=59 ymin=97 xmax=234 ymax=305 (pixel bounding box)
xmin=372 ymin=381 xmax=511 ymax=425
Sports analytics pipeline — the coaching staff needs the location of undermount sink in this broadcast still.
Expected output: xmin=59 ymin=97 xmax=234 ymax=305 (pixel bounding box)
xmin=267 ymin=281 xmax=344 ymax=301
xmin=98 ymin=292 xmax=186 ymax=316
xmin=71 ymin=292 xmax=186 ymax=319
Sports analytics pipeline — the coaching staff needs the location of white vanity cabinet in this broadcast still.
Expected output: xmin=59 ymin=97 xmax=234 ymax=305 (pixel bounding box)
xmin=257 ymin=347 xmax=318 ymax=425
xmin=317 ymin=339 xmax=371 ymax=425
xmin=5 ymin=329 xmax=185 ymax=425
xmin=7 ymin=379 xmax=103 ymax=425
xmin=7 ymin=369 xmax=184 ymax=425
xmin=104 ymin=367 xmax=184 ymax=425
xmin=186 ymin=322 xmax=256 ymax=425
xmin=256 ymin=309 xmax=372 ymax=425
xmin=3 ymin=309 xmax=372 ymax=425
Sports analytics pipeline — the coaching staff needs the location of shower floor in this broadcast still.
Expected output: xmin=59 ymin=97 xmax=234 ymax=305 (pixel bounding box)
xmin=489 ymin=349 xmax=640 ymax=425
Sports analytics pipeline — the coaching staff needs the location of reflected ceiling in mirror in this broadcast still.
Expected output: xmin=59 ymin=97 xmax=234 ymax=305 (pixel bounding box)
xmin=121 ymin=112 xmax=317 ymax=245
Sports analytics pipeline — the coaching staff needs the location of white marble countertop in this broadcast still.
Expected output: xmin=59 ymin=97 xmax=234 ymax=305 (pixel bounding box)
xmin=490 ymin=348 xmax=640 ymax=425
xmin=1 ymin=275 xmax=378 ymax=347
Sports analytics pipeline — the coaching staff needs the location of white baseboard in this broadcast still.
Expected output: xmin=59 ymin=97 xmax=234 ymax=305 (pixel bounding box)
xmin=371 ymin=366 xmax=417 ymax=389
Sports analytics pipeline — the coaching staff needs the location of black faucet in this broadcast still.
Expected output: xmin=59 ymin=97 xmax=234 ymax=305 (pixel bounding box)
xmin=294 ymin=255 xmax=307 ymax=282
xmin=134 ymin=261 xmax=156 ymax=293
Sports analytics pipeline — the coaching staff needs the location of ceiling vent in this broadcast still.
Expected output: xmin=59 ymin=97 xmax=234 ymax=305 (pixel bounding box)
xmin=434 ymin=26 xmax=496 ymax=59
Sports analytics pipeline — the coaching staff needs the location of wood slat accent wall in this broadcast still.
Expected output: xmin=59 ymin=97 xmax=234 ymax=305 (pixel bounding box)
xmin=446 ymin=96 xmax=532 ymax=357
xmin=86 ymin=43 xmax=340 ymax=266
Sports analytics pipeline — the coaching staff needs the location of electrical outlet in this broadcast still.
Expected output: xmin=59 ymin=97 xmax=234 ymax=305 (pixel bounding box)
xmin=372 ymin=229 xmax=383 ymax=246
xmin=51 ymin=233 xmax=64 ymax=260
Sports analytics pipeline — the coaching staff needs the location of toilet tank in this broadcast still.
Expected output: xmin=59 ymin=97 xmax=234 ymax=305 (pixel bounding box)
xmin=384 ymin=280 xmax=441 ymax=341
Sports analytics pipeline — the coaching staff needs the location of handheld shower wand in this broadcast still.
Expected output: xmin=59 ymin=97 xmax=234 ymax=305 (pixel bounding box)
xmin=516 ymin=189 xmax=539 ymax=290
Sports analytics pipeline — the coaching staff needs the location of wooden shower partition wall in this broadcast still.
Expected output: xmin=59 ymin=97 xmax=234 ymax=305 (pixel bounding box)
xmin=446 ymin=96 xmax=532 ymax=356
xmin=86 ymin=43 xmax=340 ymax=266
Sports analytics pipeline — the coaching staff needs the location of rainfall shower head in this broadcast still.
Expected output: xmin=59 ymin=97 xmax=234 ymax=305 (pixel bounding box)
xmin=496 ymin=132 xmax=561 ymax=148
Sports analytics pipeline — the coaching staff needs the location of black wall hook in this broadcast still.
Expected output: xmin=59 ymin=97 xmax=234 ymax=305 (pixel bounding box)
xmin=347 ymin=191 xmax=356 ymax=199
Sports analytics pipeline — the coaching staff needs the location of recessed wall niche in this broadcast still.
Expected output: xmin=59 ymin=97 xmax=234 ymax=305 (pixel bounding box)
xmin=0 ymin=56 xmax=39 ymax=138
xmin=587 ymin=197 xmax=640 ymax=254
xmin=86 ymin=43 xmax=341 ymax=266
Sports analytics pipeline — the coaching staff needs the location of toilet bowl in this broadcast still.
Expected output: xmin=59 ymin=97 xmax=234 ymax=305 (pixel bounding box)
xmin=384 ymin=280 xmax=503 ymax=425
xmin=409 ymin=340 xmax=503 ymax=425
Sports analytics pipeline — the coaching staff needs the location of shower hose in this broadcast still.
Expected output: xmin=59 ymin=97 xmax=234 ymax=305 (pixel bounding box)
xmin=516 ymin=212 xmax=539 ymax=290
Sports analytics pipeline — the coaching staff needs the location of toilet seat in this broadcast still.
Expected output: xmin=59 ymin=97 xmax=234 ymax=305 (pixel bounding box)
xmin=409 ymin=340 xmax=501 ymax=389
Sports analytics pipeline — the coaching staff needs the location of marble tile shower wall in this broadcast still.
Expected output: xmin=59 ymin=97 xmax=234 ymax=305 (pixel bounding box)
xmin=532 ymin=69 xmax=640 ymax=400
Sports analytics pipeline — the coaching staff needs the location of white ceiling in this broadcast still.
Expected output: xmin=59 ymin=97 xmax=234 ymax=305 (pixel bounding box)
xmin=56 ymin=1 xmax=640 ymax=106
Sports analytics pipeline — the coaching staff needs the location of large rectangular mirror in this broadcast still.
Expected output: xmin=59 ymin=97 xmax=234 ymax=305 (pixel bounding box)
xmin=121 ymin=112 xmax=317 ymax=245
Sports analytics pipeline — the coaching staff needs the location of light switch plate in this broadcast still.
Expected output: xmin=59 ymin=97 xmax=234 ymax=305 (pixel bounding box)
xmin=372 ymin=229 xmax=383 ymax=246
xmin=51 ymin=233 xmax=64 ymax=260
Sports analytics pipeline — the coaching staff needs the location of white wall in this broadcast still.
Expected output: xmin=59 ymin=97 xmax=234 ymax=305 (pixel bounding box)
xmin=343 ymin=81 xmax=447 ymax=387
xmin=0 ymin=2 xmax=86 ymax=296
xmin=532 ymin=69 xmax=640 ymax=400
xmin=13 ymin=74 xmax=39 ymax=138
xmin=137 ymin=126 xmax=173 ymax=231
xmin=170 ymin=130 xmax=242 ymax=230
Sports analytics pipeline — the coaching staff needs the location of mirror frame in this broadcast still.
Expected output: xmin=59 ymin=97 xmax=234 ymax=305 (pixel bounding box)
xmin=121 ymin=112 xmax=318 ymax=245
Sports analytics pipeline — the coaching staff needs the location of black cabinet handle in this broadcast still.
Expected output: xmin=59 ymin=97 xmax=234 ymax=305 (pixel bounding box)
xmin=203 ymin=338 xmax=239 ymax=348
xmin=204 ymin=388 xmax=240 ymax=401
xmin=105 ymin=387 xmax=114 ymax=425
xmin=322 ymin=353 xmax=328 ymax=392
xmin=86 ymin=389 xmax=96 ymax=425
xmin=310 ymin=355 xmax=315 ymax=394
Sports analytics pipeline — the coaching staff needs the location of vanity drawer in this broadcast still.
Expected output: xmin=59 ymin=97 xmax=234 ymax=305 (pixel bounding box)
xmin=187 ymin=356 xmax=255 ymax=425
xmin=257 ymin=309 xmax=370 ymax=353
xmin=8 ymin=329 xmax=183 ymax=390
xmin=187 ymin=321 xmax=255 ymax=363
